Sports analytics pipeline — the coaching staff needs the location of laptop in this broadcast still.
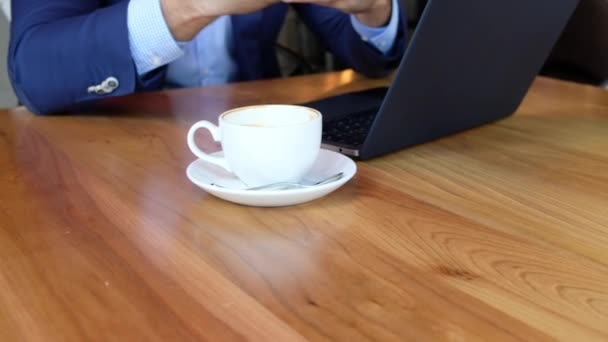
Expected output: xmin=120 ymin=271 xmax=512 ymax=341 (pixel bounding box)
xmin=303 ymin=0 xmax=579 ymax=160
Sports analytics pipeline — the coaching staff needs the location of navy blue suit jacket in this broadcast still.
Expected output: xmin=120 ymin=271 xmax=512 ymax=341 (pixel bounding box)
xmin=9 ymin=1 xmax=407 ymax=114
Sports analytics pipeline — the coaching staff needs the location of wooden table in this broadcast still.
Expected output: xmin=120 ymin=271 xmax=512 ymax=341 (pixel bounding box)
xmin=1 ymin=70 xmax=608 ymax=341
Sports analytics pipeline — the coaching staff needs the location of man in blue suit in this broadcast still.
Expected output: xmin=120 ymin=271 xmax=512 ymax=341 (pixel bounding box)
xmin=8 ymin=0 xmax=407 ymax=114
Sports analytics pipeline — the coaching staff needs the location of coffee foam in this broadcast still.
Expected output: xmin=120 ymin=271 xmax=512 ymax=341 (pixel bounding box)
xmin=222 ymin=105 xmax=319 ymax=128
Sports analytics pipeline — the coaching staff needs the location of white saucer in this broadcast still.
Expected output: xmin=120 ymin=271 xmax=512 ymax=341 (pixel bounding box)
xmin=186 ymin=149 xmax=357 ymax=207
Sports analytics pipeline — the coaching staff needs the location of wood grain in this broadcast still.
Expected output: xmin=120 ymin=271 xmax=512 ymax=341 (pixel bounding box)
xmin=1 ymin=70 xmax=608 ymax=341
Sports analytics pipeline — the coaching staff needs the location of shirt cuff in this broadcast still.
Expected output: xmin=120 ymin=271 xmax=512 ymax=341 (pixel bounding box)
xmin=350 ymin=0 xmax=400 ymax=55
xmin=127 ymin=0 xmax=184 ymax=75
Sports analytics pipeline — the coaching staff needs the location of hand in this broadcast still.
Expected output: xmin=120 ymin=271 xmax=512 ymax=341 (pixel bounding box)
xmin=282 ymin=0 xmax=392 ymax=27
xmin=195 ymin=0 xmax=281 ymax=16
xmin=160 ymin=0 xmax=279 ymax=41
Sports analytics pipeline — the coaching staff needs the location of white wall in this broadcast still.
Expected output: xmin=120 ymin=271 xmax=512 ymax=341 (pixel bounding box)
xmin=0 ymin=13 xmax=17 ymax=108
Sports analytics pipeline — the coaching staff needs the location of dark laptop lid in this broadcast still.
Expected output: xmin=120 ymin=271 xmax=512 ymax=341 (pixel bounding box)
xmin=360 ymin=0 xmax=579 ymax=159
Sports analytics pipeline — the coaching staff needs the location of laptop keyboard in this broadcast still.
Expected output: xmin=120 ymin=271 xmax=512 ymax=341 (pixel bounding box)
xmin=322 ymin=108 xmax=378 ymax=147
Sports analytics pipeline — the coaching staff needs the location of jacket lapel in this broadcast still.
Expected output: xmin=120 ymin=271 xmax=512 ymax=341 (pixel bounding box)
xmin=231 ymin=4 xmax=288 ymax=81
xmin=231 ymin=11 xmax=265 ymax=81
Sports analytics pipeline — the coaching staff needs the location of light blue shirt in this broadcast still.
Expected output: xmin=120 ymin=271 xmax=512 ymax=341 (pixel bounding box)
xmin=128 ymin=0 xmax=400 ymax=87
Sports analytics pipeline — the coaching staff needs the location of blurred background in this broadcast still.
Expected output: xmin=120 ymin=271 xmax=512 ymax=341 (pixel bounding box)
xmin=1 ymin=0 xmax=606 ymax=108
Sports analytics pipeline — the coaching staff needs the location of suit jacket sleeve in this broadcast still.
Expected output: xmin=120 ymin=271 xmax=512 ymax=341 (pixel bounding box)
xmin=8 ymin=1 xmax=166 ymax=114
xmin=293 ymin=4 xmax=408 ymax=78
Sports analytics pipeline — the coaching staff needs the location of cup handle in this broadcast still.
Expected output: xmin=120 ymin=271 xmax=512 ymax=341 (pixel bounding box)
xmin=187 ymin=121 xmax=232 ymax=172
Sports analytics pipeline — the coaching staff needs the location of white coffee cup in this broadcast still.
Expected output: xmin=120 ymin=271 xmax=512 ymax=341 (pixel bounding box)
xmin=187 ymin=105 xmax=322 ymax=187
